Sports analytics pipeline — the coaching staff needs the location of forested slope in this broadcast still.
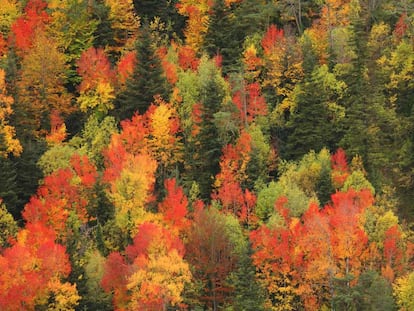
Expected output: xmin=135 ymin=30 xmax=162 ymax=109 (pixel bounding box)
xmin=0 ymin=0 xmax=413 ymax=310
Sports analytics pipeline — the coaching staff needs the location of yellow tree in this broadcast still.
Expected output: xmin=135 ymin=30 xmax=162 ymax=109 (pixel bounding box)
xmin=103 ymin=140 xmax=158 ymax=234
xmin=261 ymin=25 xmax=303 ymax=123
xmin=17 ymin=31 xmax=73 ymax=137
xmin=0 ymin=69 xmax=21 ymax=157
xmin=0 ymin=0 xmax=20 ymax=36
xmin=148 ymin=98 xmax=183 ymax=175
xmin=102 ymin=222 xmax=192 ymax=310
xmin=393 ymin=272 xmax=414 ymax=311
xmin=176 ymin=0 xmax=211 ymax=52
xmin=104 ymin=0 xmax=139 ymax=53
xmin=305 ymin=0 xmax=351 ymax=63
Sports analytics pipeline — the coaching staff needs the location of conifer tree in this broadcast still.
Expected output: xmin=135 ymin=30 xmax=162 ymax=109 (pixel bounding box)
xmin=340 ymin=1 xmax=399 ymax=188
xmin=115 ymin=23 xmax=170 ymax=120
xmin=92 ymin=0 xmax=115 ymax=50
xmin=203 ymin=0 xmax=236 ymax=73
xmin=0 ymin=154 xmax=18 ymax=218
xmin=190 ymin=60 xmax=227 ymax=200
xmin=231 ymin=242 xmax=265 ymax=311
xmin=285 ymin=37 xmax=344 ymax=160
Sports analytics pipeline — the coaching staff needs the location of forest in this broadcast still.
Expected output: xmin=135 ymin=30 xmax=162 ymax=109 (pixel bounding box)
xmin=0 ymin=0 xmax=414 ymax=310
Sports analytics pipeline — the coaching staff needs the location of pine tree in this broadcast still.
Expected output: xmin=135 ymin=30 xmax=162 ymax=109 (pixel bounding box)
xmin=115 ymin=23 xmax=170 ymax=120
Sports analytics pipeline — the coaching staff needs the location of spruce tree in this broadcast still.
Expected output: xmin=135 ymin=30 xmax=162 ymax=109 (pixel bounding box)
xmin=203 ymin=0 xmax=236 ymax=73
xmin=0 ymin=155 xmax=18 ymax=218
xmin=115 ymin=23 xmax=170 ymax=121
xmin=285 ymin=37 xmax=341 ymax=160
xmin=194 ymin=78 xmax=224 ymax=200
xmin=13 ymin=140 xmax=45 ymax=219
xmin=231 ymin=243 xmax=265 ymax=311
xmin=339 ymin=1 xmax=399 ymax=188
xmin=92 ymin=0 xmax=116 ymax=50
xmin=187 ymin=59 xmax=227 ymax=201
xmin=133 ymin=0 xmax=186 ymax=39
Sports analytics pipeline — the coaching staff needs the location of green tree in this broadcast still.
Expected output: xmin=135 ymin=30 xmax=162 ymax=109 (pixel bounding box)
xmin=48 ymin=0 xmax=98 ymax=87
xmin=0 ymin=148 xmax=19 ymax=217
xmin=91 ymin=0 xmax=116 ymax=50
xmin=339 ymin=1 xmax=400 ymax=189
xmin=190 ymin=58 xmax=228 ymax=200
xmin=0 ymin=200 xmax=18 ymax=248
xmin=13 ymin=140 xmax=46 ymax=219
xmin=115 ymin=23 xmax=170 ymax=120
xmin=230 ymin=242 xmax=266 ymax=311
xmin=354 ymin=270 xmax=397 ymax=311
xmin=285 ymin=38 xmax=345 ymax=160
xmin=133 ymin=0 xmax=186 ymax=39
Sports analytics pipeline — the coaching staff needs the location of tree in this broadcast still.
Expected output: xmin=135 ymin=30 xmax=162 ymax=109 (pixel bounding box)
xmin=102 ymin=222 xmax=191 ymax=310
xmin=0 ymin=69 xmax=21 ymax=157
xmin=353 ymin=270 xmax=397 ymax=311
xmin=230 ymin=242 xmax=266 ymax=311
xmin=115 ymin=23 xmax=170 ymax=120
xmin=176 ymin=0 xmax=210 ymax=52
xmin=47 ymin=0 xmax=98 ymax=86
xmin=158 ymin=178 xmax=189 ymax=233
xmin=16 ymin=31 xmax=73 ymax=138
xmin=285 ymin=52 xmax=345 ymax=160
xmin=203 ymin=0 xmax=232 ymax=71
xmin=232 ymin=82 xmax=267 ymax=127
xmin=0 ymin=222 xmax=79 ymax=310
xmin=188 ymin=58 xmax=228 ymax=200
xmin=393 ymin=272 xmax=414 ymax=311
xmin=77 ymin=47 xmax=116 ymax=115
xmin=104 ymin=0 xmax=139 ymax=54
xmin=185 ymin=207 xmax=241 ymax=310
xmin=22 ymin=154 xmax=98 ymax=239
xmin=339 ymin=1 xmax=400 ymax=189
xmin=133 ymin=0 xmax=186 ymax=40
xmin=91 ymin=0 xmax=115 ymax=49
xmin=0 ymin=200 xmax=17 ymax=248
xmin=250 ymin=198 xmax=301 ymax=311
xmin=10 ymin=0 xmax=49 ymax=54
xmin=147 ymin=98 xmax=183 ymax=177
xmin=0 ymin=0 xmax=20 ymax=37
xmin=103 ymin=140 xmax=157 ymax=234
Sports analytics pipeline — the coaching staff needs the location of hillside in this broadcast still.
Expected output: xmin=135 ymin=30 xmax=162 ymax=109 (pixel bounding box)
xmin=0 ymin=0 xmax=413 ymax=310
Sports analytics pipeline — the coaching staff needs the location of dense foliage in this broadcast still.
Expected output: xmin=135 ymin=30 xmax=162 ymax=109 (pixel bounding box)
xmin=0 ymin=0 xmax=413 ymax=310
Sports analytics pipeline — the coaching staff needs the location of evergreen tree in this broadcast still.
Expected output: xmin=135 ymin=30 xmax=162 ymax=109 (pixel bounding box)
xmin=185 ymin=59 xmax=227 ymax=201
xmin=231 ymin=242 xmax=265 ymax=311
xmin=92 ymin=0 xmax=116 ymax=50
xmin=0 ymin=154 xmax=18 ymax=218
xmin=204 ymin=0 xmax=277 ymax=75
xmin=13 ymin=140 xmax=45 ymax=219
xmin=194 ymin=76 xmax=224 ymax=200
xmin=115 ymin=23 xmax=170 ymax=120
xmin=203 ymin=0 xmax=236 ymax=73
xmin=133 ymin=0 xmax=186 ymax=38
xmin=354 ymin=270 xmax=397 ymax=311
xmin=285 ymin=37 xmax=344 ymax=160
xmin=340 ymin=1 xmax=399 ymax=188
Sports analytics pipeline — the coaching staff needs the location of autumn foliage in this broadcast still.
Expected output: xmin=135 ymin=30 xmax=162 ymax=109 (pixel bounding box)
xmin=101 ymin=222 xmax=191 ymax=310
xmin=0 ymin=222 xmax=78 ymax=310
xmin=0 ymin=1 xmax=413 ymax=310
